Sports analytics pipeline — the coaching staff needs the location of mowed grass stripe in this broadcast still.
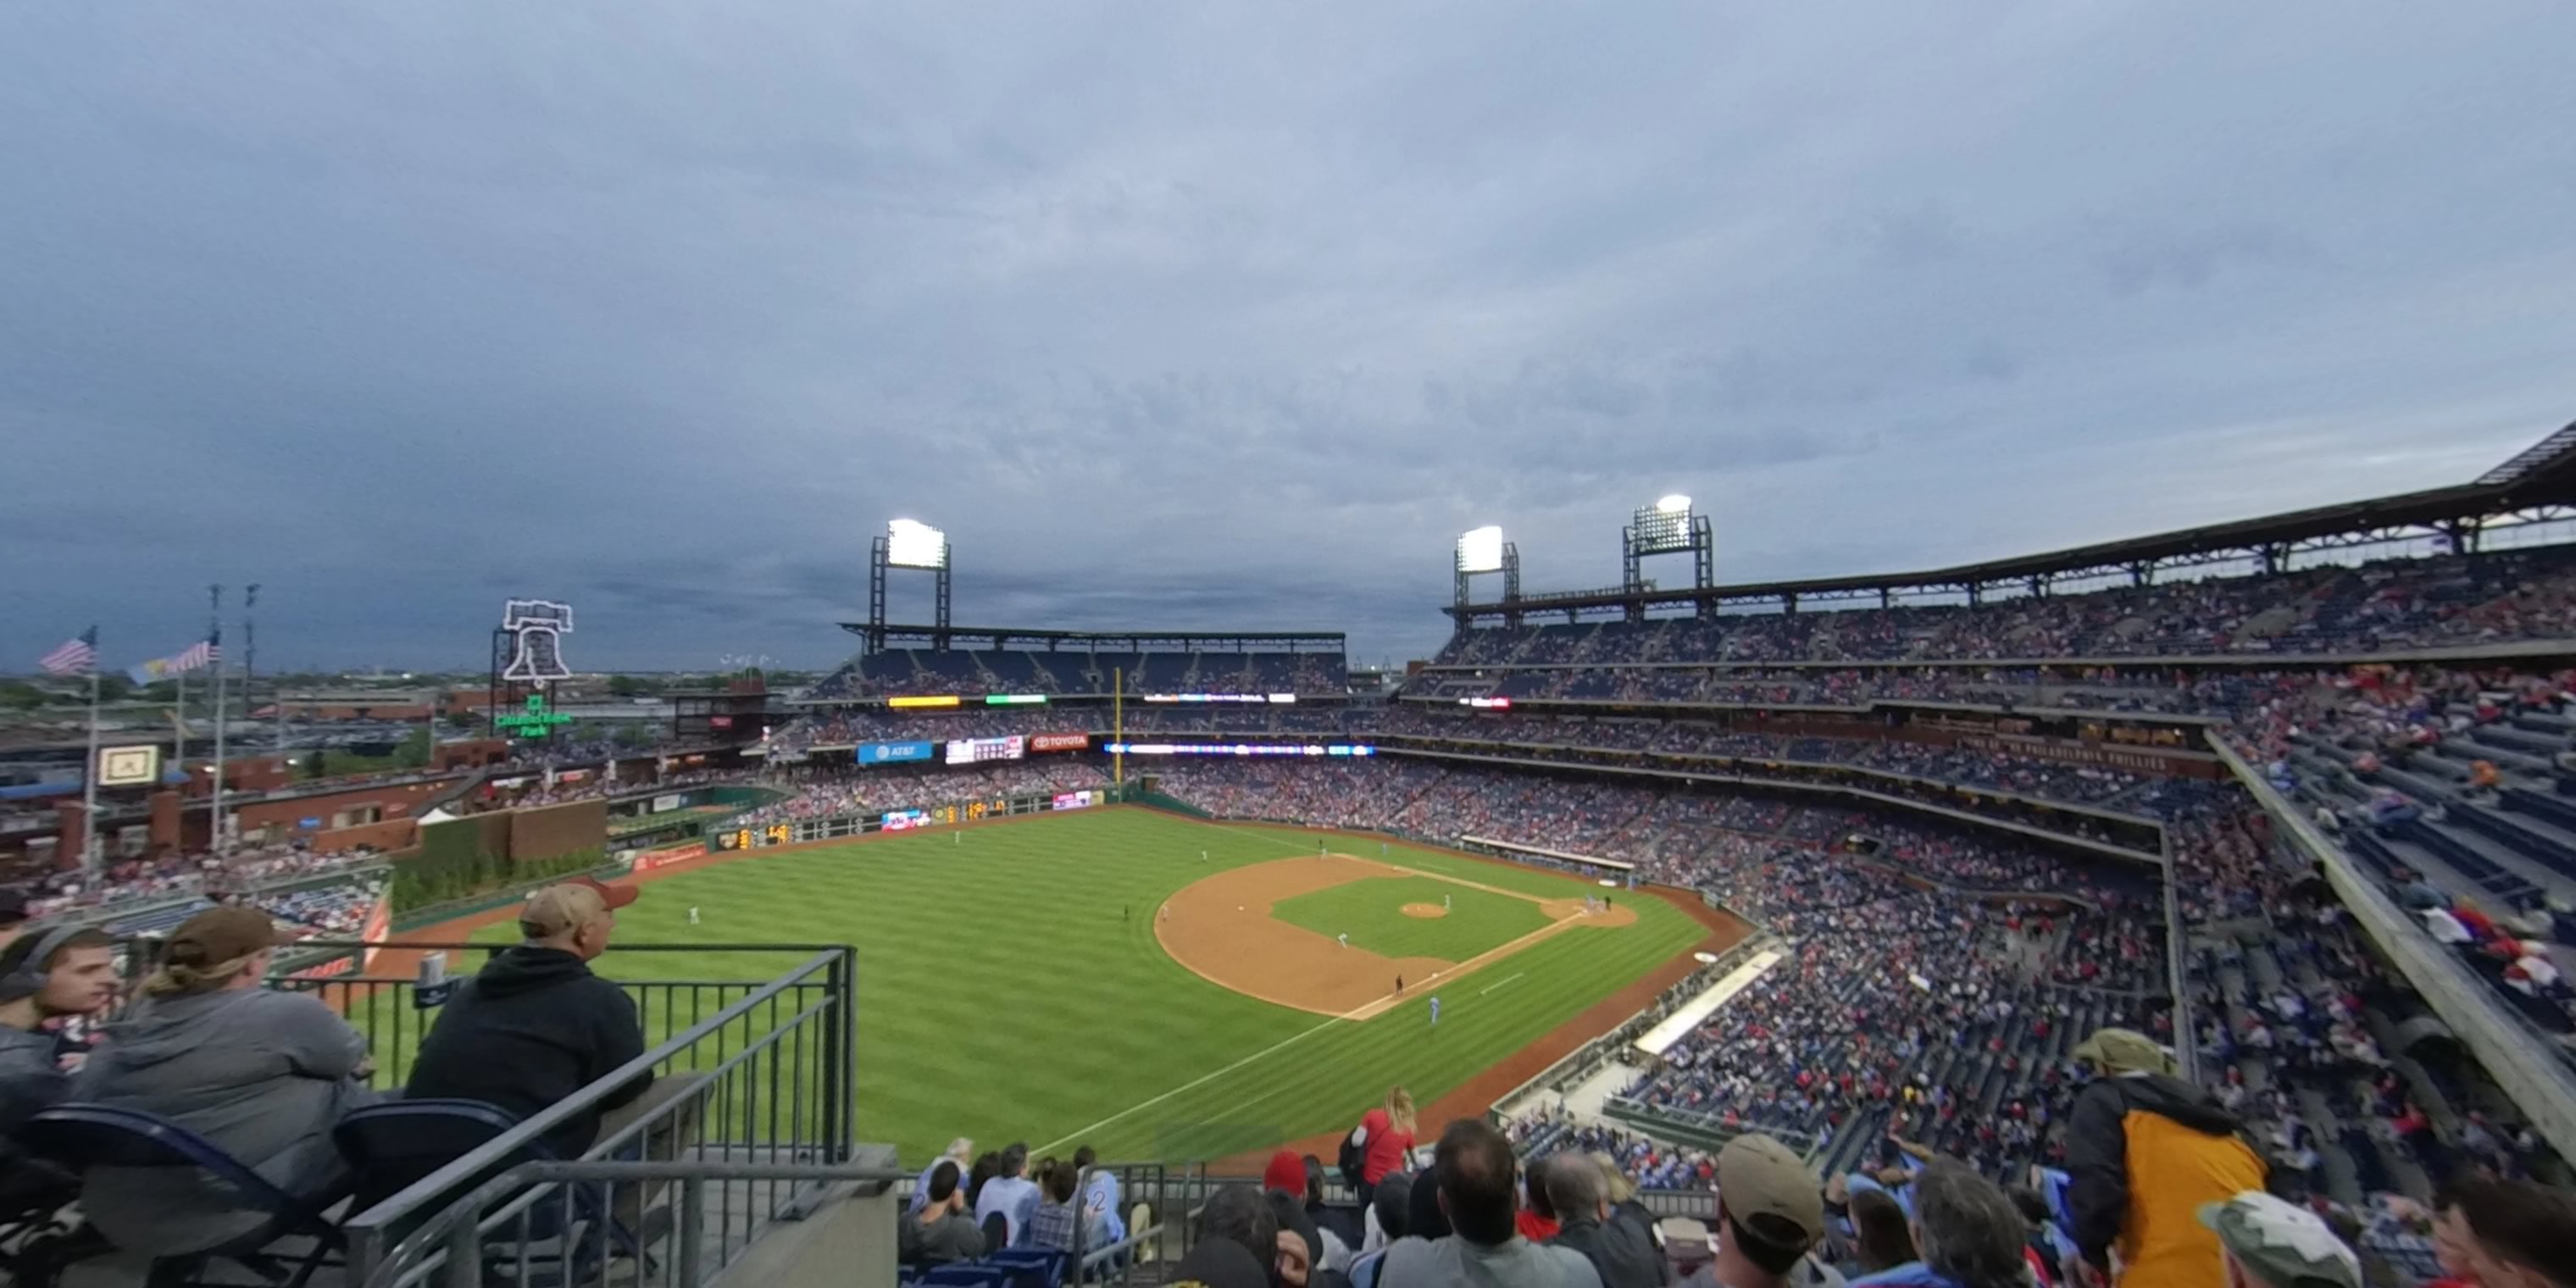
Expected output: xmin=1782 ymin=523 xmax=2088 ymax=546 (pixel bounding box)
xmin=391 ymin=810 xmax=1700 ymax=1163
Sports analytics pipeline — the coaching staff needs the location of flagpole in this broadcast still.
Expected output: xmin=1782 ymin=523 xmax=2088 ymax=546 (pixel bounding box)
xmin=80 ymin=629 xmax=101 ymax=879
xmin=209 ymin=584 xmax=228 ymax=859
xmin=245 ymin=582 xmax=260 ymax=761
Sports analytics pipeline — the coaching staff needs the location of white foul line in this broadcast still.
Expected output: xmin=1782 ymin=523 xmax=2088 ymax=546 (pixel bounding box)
xmin=1035 ymin=1000 xmax=1374 ymax=1154
xmin=1479 ymin=972 xmax=1524 ymax=997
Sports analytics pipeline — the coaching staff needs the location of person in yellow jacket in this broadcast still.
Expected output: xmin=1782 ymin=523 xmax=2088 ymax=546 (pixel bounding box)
xmin=2064 ymin=1028 xmax=2269 ymax=1288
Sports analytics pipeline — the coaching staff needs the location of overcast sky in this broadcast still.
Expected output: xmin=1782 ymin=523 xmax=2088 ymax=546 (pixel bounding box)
xmin=6 ymin=3 xmax=2573 ymax=672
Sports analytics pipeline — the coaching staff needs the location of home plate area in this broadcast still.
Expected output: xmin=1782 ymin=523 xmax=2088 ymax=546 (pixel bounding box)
xmin=1153 ymin=853 xmax=1635 ymax=1019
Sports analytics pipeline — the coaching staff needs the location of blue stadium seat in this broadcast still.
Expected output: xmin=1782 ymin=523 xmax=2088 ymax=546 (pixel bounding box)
xmin=23 ymin=1104 xmax=347 ymax=1288
xmin=988 ymin=1246 xmax=1069 ymax=1288
xmin=924 ymin=1263 xmax=1012 ymax=1288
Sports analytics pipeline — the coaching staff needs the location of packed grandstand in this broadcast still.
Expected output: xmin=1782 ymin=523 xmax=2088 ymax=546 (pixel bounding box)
xmin=9 ymin=440 xmax=2576 ymax=1288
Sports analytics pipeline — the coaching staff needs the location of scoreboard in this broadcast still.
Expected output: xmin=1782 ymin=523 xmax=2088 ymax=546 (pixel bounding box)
xmin=944 ymin=736 xmax=1025 ymax=765
xmin=711 ymin=824 xmax=795 ymax=852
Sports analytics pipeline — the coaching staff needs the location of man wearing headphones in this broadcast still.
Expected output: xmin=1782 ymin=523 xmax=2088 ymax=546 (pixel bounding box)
xmin=0 ymin=922 xmax=120 ymax=1241
xmin=0 ymin=923 xmax=119 ymax=1130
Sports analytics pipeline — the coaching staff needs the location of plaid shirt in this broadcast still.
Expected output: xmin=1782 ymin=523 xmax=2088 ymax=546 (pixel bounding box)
xmin=2361 ymin=1211 xmax=2445 ymax=1287
xmin=1023 ymin=1199 xmax=1079 ymax=1253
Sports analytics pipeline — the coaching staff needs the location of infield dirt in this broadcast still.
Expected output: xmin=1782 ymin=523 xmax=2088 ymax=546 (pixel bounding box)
xmin=1154 ymin=852 xmax=1636 ymax=1019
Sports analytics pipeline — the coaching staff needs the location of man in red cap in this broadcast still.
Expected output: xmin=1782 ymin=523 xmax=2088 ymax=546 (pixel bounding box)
xmin=406 ymin=875 xmax=701 ymax=1211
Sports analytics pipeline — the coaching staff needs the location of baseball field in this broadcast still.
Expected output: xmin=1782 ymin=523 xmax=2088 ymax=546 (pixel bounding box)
xmin=381 ymin=807 xmax=1742 ymax=1164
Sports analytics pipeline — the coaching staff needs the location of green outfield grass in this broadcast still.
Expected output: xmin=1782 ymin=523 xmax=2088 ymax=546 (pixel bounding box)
xmin=1271 ymin=875 xmax=1552 ymax=961
xmin=380 ymin=808 xmax=1706 ymax=1164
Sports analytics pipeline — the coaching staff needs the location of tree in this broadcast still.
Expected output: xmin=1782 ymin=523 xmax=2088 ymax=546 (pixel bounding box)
xmin=93 ymin=674 xmax=132 ymax=703
xmin=393 ymin=725 xmax=433 ymax=769
xmin=0 ymin=681 xmax=44 ymax=712
xmin=607 ymin=675 xmax=644 ymax=697
xmin=141 ymin=680 xmax=179 ymax=703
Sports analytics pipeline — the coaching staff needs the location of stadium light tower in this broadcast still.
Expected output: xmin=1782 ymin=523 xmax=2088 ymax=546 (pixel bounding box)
xmin=1622 ymin=493 xmax=1714 ymax=622
xmin=1453 ymin=525 xmax=1520 ymax=610
xmin=868 ymin=519 xmax=952 ymax=651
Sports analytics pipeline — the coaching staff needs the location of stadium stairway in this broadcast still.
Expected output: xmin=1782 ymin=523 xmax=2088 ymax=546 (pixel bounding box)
xmin=2300 ymin=740 xmax=2575 ymax=906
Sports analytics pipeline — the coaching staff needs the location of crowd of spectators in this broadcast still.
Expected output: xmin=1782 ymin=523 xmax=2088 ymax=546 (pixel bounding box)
xmin=801 ymin=647 xmax=1351 ymax=702
xmin=1145 ymin=757 xmax=2346 ymax=1202
xmin=1436 ymin=547 xmax=2576 ymax=668
xmin=464 ymin=766 xmax=736 ymax=814
xmin=6 ymin=844 xmax=383 ymax=924
xmin=730 ymin=761 xmax=1112 ymax=828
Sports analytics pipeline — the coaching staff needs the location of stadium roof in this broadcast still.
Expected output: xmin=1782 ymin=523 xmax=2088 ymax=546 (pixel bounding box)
xmin=1452 ymin=417 xmax=2576 ymax=618
xmin=838 ymin=622 xmax=1346 ymax=651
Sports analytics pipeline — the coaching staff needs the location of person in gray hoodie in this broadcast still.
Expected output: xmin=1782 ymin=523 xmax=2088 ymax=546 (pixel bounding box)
xmin=73 ymin=905 xmax=375 ymax=1256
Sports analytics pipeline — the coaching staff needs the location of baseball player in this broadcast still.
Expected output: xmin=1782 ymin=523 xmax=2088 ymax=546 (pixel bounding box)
xmin=1430 ymin=995 xmax=1441 ymax=1028
xmin=1338 ymin=933 xmax=1349 ymax=949
xmin=688 ymin=907 xmax=700 ymax=925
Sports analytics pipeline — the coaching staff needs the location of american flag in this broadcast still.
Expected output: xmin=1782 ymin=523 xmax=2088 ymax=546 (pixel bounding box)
xmin=38 ymin=630 xmax=97 ymax=677
xmin=174 ymin=633 xmax=220 ymax=672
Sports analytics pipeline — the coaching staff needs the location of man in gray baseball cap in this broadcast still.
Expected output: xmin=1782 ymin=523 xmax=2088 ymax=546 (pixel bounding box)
xmin=2199 ymin=1191 xmax=2361 ymax=1288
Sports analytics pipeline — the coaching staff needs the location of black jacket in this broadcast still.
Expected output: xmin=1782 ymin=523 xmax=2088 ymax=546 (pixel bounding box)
xmin=1552 ymin=1209 xmax=1670 ymax=1288
xmin=405 ymin=947 xmax=650 ymax=1159
xmin=2065 ymin=1073 xmax=2267 ymax=1270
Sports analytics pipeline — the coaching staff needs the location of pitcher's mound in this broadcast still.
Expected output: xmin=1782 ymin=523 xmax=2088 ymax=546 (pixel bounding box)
xmin=1401 ymin=902 xmax=1448 ymax=919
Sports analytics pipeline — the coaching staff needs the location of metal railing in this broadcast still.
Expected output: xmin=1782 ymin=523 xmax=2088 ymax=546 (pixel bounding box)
xmin=2210 ymin=735 xmax=2576 ymax=1160
xmin=344 ymin=946 xmax=858 ymax=1288
xmin=273 ymin=942 xmax=851 ymax=1091
xmin=365 ymin=1157 xmax=908 ymax=1288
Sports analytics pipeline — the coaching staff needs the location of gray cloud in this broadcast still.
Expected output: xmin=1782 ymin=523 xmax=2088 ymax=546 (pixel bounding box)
xmin=3 ymin=1 xmax=2573 ymax=671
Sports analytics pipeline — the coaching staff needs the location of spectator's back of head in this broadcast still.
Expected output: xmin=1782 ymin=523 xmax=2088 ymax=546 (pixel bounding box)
xmin=1588 ymin=1152 xmax=1635 ymax=1207
xmin=968 ymin=1152 xmax=1001 ymax=1205
xmin=1542 ymin=1154 xmax=1602 ymax=1224
xmin=1409 ymin=1162 xmax=1452 ymax=1241
xmin=1268 ymin=1189 xmax=1322 ymax=1281
xmin=1199 ymin=1183 xmax=1280 ymax=1269
xmin=2452 ymin=1177 xmax=2576 ymax=1288
xmin=1524 ymin=1160 xmax=1557 ymax=1224
xmin=2200 ymin=1191 xmax=2360 ymax=1288
xmin=144 ymin=905 xmax=278 ymax=997
xmin=1001 ymin=1141 xmax=1030 ymax=1179
xmin=1713 ymin=1134 xmax=1823 ymax=1279
xmin=1374 ymin=1171 xmax=1415 ymax=1242
xmin=1433 ymin=1119 xmax=1518 ymax=1246
xmin=1046 ymin=1159 xmax=1079 ymax=1203
xmin=1851 ymin=1188 xmax=1916 ymax=1272
xmin=928 ymin=1161 xmax=962 ymax=1208
xmin=1913 ymin=1160 xmax=2038 ymax=1288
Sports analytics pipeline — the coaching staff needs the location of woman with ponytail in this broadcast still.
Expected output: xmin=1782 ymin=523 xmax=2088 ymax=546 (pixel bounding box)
xmin=74 ymin=906 xmax=375 ymax=1256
